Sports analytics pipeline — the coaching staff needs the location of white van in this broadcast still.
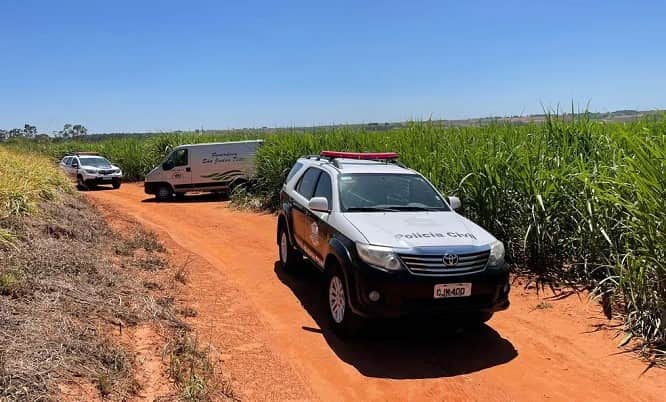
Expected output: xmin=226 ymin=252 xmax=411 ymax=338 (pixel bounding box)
xmin=144 ymin=140 xmax=263 ymax=200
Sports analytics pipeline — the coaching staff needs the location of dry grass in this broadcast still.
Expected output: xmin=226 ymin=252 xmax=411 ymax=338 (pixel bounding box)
xmin=0 ymin=146 xmax=231 ymax=400
xmin=0 ymin=195 xmax=181 ymax=401
xmin=163 ymin=332 xmax=237 ymax=402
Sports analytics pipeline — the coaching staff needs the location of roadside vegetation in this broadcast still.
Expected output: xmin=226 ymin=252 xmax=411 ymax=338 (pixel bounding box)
xmin=4 ymin=113 xmax=665 ymax=360
xmin=0 ymin=148 xmax=228 ymax=400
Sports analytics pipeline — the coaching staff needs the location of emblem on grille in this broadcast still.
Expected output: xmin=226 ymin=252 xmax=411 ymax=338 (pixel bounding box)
xmin=442 ymin=253 xmax=459 ymax=266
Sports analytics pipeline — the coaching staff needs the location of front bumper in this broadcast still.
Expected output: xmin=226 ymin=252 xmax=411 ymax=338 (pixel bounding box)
xmin=82 ymin=174 xmax=122 ymax=185
xmin=345 ymin=259 xmax=510 ymax=318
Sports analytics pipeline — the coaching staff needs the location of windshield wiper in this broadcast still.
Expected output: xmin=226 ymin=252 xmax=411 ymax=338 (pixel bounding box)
xmin=346 ymin=206 xmax=400 ymax=212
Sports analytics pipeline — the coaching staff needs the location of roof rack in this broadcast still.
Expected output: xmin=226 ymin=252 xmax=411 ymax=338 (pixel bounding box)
xmin=317 ymin=150 xmax=405 ymax=169
xmin=319 ymin=151 xmax=399 ymax=160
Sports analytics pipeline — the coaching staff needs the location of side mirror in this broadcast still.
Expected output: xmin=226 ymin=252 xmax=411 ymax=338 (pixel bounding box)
xmin=162 ymin=161 xmax=174 ymax=171
xmin=448 ymin=196 xmax=461 ymax=210
xmin=308 ymin=197 xmax=330 ymax=213
xmin=71 ymin=162 xmax=79 ymax=168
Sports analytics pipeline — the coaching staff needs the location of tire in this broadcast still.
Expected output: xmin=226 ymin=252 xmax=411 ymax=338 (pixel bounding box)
xmin=463 ymin=311 xmax=494 ymax=328
xmin=174 ymin=192 xmax=185 ymax=199
xmin=326 ymin=263 xmax=363 ymax=337
xmin=155 ymin=184 xmax=173 ymax=201
xmin=76 ymin=175 xmax=87 ymax=191
xmin=112 ymin=180 xmax=121 ymax=189
xmin=477 ymin=311 xmax=494 ymax=323
xmin=278 ymin=224 xmax=302 ymax=272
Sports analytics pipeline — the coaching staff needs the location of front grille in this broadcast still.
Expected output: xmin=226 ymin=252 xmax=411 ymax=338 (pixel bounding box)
xmin=99 ymin=169 xmax=114 ymax=175
xmin=399 ymin=250 xmax=490 ymax=276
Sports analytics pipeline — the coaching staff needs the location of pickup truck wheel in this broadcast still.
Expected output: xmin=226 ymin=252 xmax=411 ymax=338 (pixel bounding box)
xmin=155 ymin=185 xmax=172 ymax=201
xmin=112 ymin=180 xmax=121 ymax=189
xmin=326 ymin=264 xmax=363 ymax=337
xmin=76 ymin=175 xmax=87 ymax=191
xmin=278 ymin=226 xmax=301 ymax=272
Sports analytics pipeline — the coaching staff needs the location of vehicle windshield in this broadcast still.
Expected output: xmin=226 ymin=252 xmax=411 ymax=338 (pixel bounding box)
xmin=338 ymin=173 xmax=450 ymax=212
xmin=79 ymin=157 xmax=112 ymax=168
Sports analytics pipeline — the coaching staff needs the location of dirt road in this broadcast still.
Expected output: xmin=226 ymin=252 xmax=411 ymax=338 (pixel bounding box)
xmin=86 ymin=184 xmax=664 ymax=402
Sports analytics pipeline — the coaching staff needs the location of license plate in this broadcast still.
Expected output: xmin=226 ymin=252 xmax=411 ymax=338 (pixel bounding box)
xmin=102 ymin=177 xmax=112 ymax=181
xmin=434 ymin=283 xmax=472 ymax=299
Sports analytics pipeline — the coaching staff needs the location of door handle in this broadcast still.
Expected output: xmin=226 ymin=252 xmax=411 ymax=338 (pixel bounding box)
xmin=186 ymin=167 xmax=191 ymax=172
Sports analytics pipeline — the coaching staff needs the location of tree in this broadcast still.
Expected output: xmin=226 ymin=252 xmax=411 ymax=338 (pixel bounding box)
xmin=72 ymin=124 xmax=87 ymax=137
xmin=57 ymin=123 xmax=87 ymax=138
xmin=23 ymin=124 xmax=37 ymax=138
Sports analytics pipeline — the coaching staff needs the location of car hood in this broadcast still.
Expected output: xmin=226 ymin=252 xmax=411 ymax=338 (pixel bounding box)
xmin=342 ymin=211 xmax=496 ymax=248
xmin=82 ymin=164 xmax=115 ymax=170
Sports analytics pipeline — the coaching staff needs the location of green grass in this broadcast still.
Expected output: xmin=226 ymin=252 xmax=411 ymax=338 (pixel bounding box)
xmin=4 ymin=114 xmax=665 ymax=355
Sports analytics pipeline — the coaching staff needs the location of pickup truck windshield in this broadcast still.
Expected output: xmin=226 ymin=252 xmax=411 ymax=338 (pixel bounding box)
xmin=338 ymin=173 xmax=450 ymax=212
xmin=79 ymin=157 xmax=112 ymax=168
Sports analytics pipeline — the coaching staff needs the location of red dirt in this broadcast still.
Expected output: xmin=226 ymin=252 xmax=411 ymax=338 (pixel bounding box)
xmin=86 ymin=184 xmax=665 ymax=402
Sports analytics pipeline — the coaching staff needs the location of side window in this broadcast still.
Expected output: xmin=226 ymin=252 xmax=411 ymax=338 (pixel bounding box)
xmin=286 ymin=162 xmax=303 ymax=183
xmin=62 ymin=157 xmax=70 ymax=165
xmin=69 ymin=157 xmax=78 ymax=167
xmin=313 ymin=171 xmax=332 ymax=206
xmin=296 ymin=168 xmax=321 ymax=199
xmin=172 ymin=149 xmax=189 ymax=166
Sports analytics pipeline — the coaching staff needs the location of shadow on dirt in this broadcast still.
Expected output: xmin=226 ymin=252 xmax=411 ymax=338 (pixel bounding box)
xmin=78 ymin=184 xmax=117 ymax=192
xmin=274 ymin=261 xmax=518 ymax=379
xmin=140 ymin=193 xmax=230 ymax=204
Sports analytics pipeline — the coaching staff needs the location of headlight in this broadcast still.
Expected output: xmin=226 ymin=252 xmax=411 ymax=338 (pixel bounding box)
xmin=355 ymin=243 xmax=402 ymax=271
xmin=488 ymin=240 xmax=505 ymax=267
xmin=84 ymin=169 xmax=97 ymax=174
xmin=114 ymin=169 xmax=122 ymax=174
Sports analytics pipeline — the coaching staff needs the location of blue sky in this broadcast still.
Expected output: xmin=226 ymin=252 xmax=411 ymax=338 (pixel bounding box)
xmin=1 ymin=0 xmax=664 ymax=133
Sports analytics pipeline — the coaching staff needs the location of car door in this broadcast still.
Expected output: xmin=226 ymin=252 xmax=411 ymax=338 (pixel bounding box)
xmin=291 ymin=168 xmax=321 ymax=262
xmin=67 ymin=157 xmax=79 ymax=180
xmin=164 ymin=148 xmax=192 ymax=191
xmin=59 ymin=157 xmax=70 ymax=175
xmin=308 ymin=170 xmax=334 ymax=265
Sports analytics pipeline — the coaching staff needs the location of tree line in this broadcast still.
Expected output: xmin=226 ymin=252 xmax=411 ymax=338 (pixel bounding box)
xmin=0 ymin=123 xmax=88 ymax=141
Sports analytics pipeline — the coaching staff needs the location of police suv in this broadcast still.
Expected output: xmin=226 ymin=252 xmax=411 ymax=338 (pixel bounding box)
xmin=277 ymin=151 xmax=510 ymax=335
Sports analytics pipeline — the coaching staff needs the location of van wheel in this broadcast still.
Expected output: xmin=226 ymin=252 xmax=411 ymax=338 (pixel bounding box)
xmin=326 ymin=263 xmax=363 ymax=337
xmin=155 ymin=185 xmax=172 ymax=201
xmin=278 ymin=225 xmax=301 ymax=272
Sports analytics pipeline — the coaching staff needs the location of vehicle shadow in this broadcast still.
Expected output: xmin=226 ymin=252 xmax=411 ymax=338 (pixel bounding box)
xmin=80 ymin=185 xmax=116 ymax=191
xmin=140 ymin=193 xmax=230 ymax=204
xmin=274 ymin=261 xmax=518 ymax=379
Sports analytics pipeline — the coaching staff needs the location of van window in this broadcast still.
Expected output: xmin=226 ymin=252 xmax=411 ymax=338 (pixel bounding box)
xmin=313 ymin=171 xmax=332 ymax=206
xmin=296 ymin=168 xmax=321 ymax=199
xmin=171 ymin=149 xmax=189 ymax=167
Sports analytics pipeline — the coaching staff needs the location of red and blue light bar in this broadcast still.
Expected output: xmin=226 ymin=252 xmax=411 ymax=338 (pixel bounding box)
xmin=320 ymin=150 xmax=399 ymax=160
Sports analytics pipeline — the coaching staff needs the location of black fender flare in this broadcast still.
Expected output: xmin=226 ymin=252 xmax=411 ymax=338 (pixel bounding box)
xmin=277 ymin=203 xmax=297 ymax=247
xmin=327 ymin=237 xmax=368 ymax=317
